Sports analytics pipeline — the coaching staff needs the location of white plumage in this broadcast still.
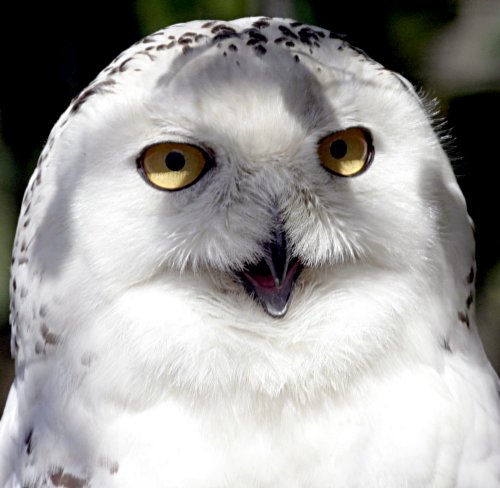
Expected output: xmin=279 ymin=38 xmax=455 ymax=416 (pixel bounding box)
xmin=0 ymin=16 xmax=499 ymax=487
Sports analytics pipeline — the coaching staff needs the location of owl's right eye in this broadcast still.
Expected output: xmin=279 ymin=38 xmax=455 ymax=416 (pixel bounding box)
xmin=318 ymin=127 xmax=374 ymax=177
xmin=138 ymin=142 xmax=211 ymax=191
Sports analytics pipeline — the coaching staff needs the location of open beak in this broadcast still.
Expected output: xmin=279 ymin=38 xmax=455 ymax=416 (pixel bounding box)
xmin=238 ymin=221 xmax=303 ymax=318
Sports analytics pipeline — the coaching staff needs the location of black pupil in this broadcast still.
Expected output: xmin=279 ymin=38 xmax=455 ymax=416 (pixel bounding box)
xmin=165 ymin=151 xmax=186 ymax=171
xmin=330 ymin=139 xmax=348 ymax=159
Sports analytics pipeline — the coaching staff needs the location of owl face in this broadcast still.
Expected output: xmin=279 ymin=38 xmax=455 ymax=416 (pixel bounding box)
xmin=64 ymin=29 xmax=433 ymax=305
xmin=23 ymin=18 xmax=472 ymax=400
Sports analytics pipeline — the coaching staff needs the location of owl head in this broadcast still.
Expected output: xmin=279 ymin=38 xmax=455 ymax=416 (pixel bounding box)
xmin=13 ymin=18 xmax=475 ymax=402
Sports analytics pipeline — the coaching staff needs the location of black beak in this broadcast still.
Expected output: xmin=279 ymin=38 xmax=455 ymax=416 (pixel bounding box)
xmin=238 ymin=211 xmax=303 ymax=318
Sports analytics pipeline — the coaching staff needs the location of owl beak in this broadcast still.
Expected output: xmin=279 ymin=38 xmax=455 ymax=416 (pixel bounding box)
xmin=238 ymin=223 xmax=303 ymax=318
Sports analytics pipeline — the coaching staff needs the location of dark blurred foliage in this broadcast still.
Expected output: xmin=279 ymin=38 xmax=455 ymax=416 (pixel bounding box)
xmin=447 ymin=92 xmax=500 ymax=279
xmin=308 ymin=0 xmax=456 ymax=75
xmin=0 ymin=1 xmax=140 ymax=184
xmin=1 ymin=0 xmax=499 ymax=412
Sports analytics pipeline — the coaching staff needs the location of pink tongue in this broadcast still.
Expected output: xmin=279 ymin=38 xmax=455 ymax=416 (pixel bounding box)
xmin=252 ymin=274 xmax=277 ymax=289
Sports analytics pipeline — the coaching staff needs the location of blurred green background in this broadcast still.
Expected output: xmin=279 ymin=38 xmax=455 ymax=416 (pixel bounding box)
xmin=1 ymin=0 xmax=500 ymax=415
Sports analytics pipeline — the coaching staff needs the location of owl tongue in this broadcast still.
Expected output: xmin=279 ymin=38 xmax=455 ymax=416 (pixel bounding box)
xmin=251 ymin=272 xmax=277 ymax=289
xmin=239 ymin=225 xmax=303 ymax=318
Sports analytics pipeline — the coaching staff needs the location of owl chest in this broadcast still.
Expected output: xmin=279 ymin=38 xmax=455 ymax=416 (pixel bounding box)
xmin=103 ymin=391 xmax=460 ymax=488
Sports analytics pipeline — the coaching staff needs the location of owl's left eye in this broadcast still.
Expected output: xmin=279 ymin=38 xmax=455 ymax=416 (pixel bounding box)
xmin=138 ymin=142 xmax=211 ymax=191
xmin=318 ymin=127 xmax=374 ymax=177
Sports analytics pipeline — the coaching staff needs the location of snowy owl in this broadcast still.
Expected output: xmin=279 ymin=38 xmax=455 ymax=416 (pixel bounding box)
xmin=1 ymin=16 xmax=499 ymax=487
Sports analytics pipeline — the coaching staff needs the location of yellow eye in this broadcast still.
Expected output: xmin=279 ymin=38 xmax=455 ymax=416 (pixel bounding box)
xmin=138 ymin=142 xmax=211 ymax=191
xmin=318 ymin=127 xmax=373 ymax=177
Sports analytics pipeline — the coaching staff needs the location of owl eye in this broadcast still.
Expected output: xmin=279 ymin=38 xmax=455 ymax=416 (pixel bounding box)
xmin=138 ymin=142 xmax=211 ymax=191
xmin=318 ymin=127 xmax=374 ymax=177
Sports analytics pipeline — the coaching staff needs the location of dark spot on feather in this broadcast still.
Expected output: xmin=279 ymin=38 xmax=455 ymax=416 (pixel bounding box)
xmin=39 ymin=305 xmax=47 ymax=318
xmin=442 ymin=338 xmax=452 ymax=352
xmin=246 ymin=30 xmax=267 ymax=43
xmin=285 ymin=41 xmax=295 ymax=47
xmin=211 ymin=24 xmax=237 ymax=34
xmin=140 ymin=50 xmax=155 ymax=61
xmin=298 ymin=27 xmax=320 ymax=44
xmin=254 ymin=45 xmax=267 ymax=56
xmin=24 ymin=429 xmax=33 ymax=455
xmin=278 ymin=25 xmax=298 ymax=40
xmin=37 ymin=153 xmax=47 ymax=166
xmin=458 ymin=311 xmax=470 ymax=328
xmin=229 ymin=44 xmax=237 ymax=52
xmin=213 ymin=31 xmax=239 ymax=42
xmin=178 ymin=37 xmax=193 ymax=45
xmin=118 ymin=57 xmax=132 ymax=72
xmin=201 ymin=21 xmax=216 ymax=28
xmin=18 ymin=257 xmax=28 ymax=265
xmin=294 ymin=55 xmax=300 ymax=63
xmin=99 ymin=457 xmax=119 ymax=475
xmin=467 ymin=266 xmax=475 ymax=284
xmin=274 ymin=37 xmax=285 ymax=44
xmin=50 ymin=467 xmax=88 ymax=488
xmin=34 ymin=341 xmax=43 ymax=354
xmin=466 ymin=292 xmax=474 ymax=308
xmin=166 ymin=41 xmax=176 ymax=49
xmin=182 ymin=45 xmax=192 ymax=55
xmin=290 ymin=21 xmax=303 ymax=27
xmin=71 ymin=80 xmax=116 ymax=113
xmin=41 ymin=324 xmax=59 ymax=345
xmin=252 ymin=20 xmax=270 ymax=28
xmin=156 ymin=44 xmax=168 ymax=51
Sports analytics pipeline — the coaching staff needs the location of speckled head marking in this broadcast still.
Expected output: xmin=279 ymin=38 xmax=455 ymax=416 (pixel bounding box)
xmin=61 ymin=18 xmax=386 ymax=118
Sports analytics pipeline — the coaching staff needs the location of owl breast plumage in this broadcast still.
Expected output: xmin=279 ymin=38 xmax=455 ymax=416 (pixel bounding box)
xmin=0 ymin=16 xmax=499 ymax=488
